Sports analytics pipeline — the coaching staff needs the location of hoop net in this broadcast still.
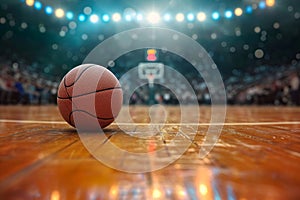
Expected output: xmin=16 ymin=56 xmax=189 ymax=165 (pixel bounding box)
xmin=147 ymin=74 xmax=155 ymax=88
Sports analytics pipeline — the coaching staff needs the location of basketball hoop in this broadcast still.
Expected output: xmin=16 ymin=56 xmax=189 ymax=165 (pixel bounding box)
xmin=138 ymin=62 xmax=164 ymax=87
xmin=138 ymin=62 xmax=164 ymax=104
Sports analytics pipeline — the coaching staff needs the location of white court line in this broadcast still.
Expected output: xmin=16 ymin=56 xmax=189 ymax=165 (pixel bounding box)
xmin=0 ymin=119 xmax=67 ymax=124
xmin=0 ymin=119 xmax=300 ymax=126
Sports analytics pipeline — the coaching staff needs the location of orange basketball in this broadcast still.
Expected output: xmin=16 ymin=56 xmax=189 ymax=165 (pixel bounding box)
xmin=57 ymin=64 xmax=123 ymax=131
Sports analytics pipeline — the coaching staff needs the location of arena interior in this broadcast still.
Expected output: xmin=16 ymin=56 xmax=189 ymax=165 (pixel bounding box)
xmin=0 ymin=0 xmax=300 ymax=199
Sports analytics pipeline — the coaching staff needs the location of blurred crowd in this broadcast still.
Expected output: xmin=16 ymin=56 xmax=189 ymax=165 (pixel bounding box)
xmin=0 ymin=64 xmax=58 ymax=105
xmin=0 ymin=62 xmax=299 ymax=106
xmin=226 ymin=65 xmax=300 ymax=105
xmin=127 ymin=64 xmax=300 ymax=106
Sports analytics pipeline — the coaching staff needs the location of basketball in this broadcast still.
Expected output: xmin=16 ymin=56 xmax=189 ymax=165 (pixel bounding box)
xmin=57 ymin=64 xmax=123 ymax=131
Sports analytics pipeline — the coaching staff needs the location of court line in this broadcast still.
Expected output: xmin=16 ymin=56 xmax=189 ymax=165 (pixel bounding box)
xmin=0 ymin=119 xmax=300 ymax=126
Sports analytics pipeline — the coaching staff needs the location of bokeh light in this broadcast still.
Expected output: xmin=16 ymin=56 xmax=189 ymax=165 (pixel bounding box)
xmin=34 ymin=1 xmax=42 ymax=10
xmin=83 ymin=7 xmax=92 ymax=15
xmin=147 ymin=12 xmax=160 ymax=24
xmin=20 ymin=0 xmax=277 ymax=26
xmin=68 ymin=21 xmax=77 ymax=29
xmin=234 ymin=8 xmax=243 ymax=16
xmin=254 ymin=26 xmax=261 ymax=33
xmin=163 ymin=13 xmax=171 ymax=21
xmin=45 ymin=6 xmax=53 ymax=15
xmin=199 ymin=184 xmax=208 ymax=196
xmin=136 ymin=14 xmax=143 ymax=21
xmin=197 ymin=12 xmax=206 ymax=22
xmin=152 ymin=188 xmax=162 ymax=199
xmin=255 ymin=49 xmax=264 ymax=58
xmin=78 ymin=14 xmax=86 ymax=22
xmin=102 ymin=14 xmax=110 ymax=22
xmin=66 ymin=12 xmax=74 ymax=20
xmin=212 ymin=12 xmax=220 ymax=20
xmin=266 ymin=0 xmax=275 ymax=7
xmin=259 ymin=1 xmax=266 ymax=9
xmin=55 ymin=8 xmax=65 ymax=18
xmin=187 ymin=13 xmax=195 ymax=21
xmin=124 ymin=8 xmax=136 ymax=18
xmin=225 ymin=10 xmax=233 ymax=19
xmin=112 ymin=13 xmax=121 ymax=22
xmin=175 ymin=13 xmax=185 ymax=22
xmin=246 ymin=6 xmax=253 ymax=13
xmin=125 ymin=14 xmax=132 ymax=21
xmin=26 ymin=0 xmax=34 ymax=7
xmin=90 ymin=14 xmax=99 ymax=23
xmin=273 ymin=22 xmax=280 ymax=29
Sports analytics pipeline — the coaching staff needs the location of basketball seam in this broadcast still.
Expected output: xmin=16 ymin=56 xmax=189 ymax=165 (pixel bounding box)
xmin=63 ymin=64 xmax=95 ymax=87
xmin=57 ymin=87 xmax=122 ymax=99
xmin=63 ymin=77 xmax=72 ymax=100
xmin=68 ymin=109 xmax=115 ymax=124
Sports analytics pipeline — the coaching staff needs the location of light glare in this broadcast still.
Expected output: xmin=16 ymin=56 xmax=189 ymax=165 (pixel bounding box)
xmin=66 ymin=12 xmax=74 ymax=20
xmin=45 ymin=6 xmax=53 ymax=15
xmin=34 ymin=1 xmax=42 ymax=10
xmin=266 ymin=0 xmax=275 ymax=7
xmin=199 ymin=184 xmax=208 ymax=196
xmin=212 ymin=12 xmax=220 ymax=20
xmin=175 ymin=13 xmax=184 ymax=22
xmin=136 ymin=14 xmax=143 ymax=21
xmin=197 ymin=12 xmax=206 ymax=22
xmin=163 ymin=13 xmax=171 ymax=21
xmin=234 ymin=8 xmax=243 ymax=16
xmin=55 ymin=8 xmax=65 ymax=18
xmin=78 ymin=14 xmax=85 ymax=22
xmin=26 ymin=0 xmax=34 ymax=7
xmin=102 ymin=14 xmax=110 ymax=22
xmin=147 ymin=12 xmax=160 ymax=24
xmin=90 ymin=14 xmax=99 ymax=23
xmin=112 ymin=13 xmax=121 ymax=22
xmin=187 ymin=13 xmax=195 ymax=21
xmin=225 ymin=10 xmax=233 ymax=18
xmin=246 ymin=6 xmax=253 ymax=13
xmin=259 ymin=1 xmax=266 ymax=9
xmin=125 ymin=14 xmax=132 ymax=21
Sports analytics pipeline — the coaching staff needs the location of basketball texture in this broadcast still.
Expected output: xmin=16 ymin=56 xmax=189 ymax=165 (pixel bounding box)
xmin=57 ymin=64 xmax=123 ymax=131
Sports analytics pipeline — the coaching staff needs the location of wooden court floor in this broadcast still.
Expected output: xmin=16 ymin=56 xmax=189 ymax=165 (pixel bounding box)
xmin=0 ymin=105 xmax=300 ymax=200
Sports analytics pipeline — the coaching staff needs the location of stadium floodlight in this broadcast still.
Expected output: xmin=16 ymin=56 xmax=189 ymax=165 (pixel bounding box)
xmin=34 ymin=1 xmax=42 ymax=10
xmin=45 ymin=6 xmax=53 ymax=15
xmin=266 ymin=0 xmax=275 ymax=7
xmin=136 ymin=14 xmax=143 ymax=21
xmin=212 ymin=12 xmax=220 ymax=20
xmin=90 ymin=14 xmax=99 ymax=23
xmin=26 ymin=0 xmax=34 ymax=7
xmin=66 ymin=12 xmax=74 ymax=20
xmin=259 ymin=1 xmax=266 ymax=9
xmin=246 ymin=6 xmax=253 ymax=13
xmin=78 ymin=14 xmax=86 ymax=22
xmin=125 ymin=14 xmax=132 ymax=21
xmin=197 ymin=12 xmax=206 ymax=22
xmin=187 ymin=13 xmax=195 ymax=21
xmin=147 ymin=12 xmax=160 ymax=24
xmin=55 ymin=8 xmax=65 ymax=18
xmin=163 ymin=13 xmax=171 ymax=21
xmin=175 ymin=13 xmax=184 ymax=22
xmin=102 ymin=14 xmax=110 ymax=22
xmin=234 ymin=8 xmax=243 ymax=16
xmin=112 ymin=13 xmax=121 ymax=22
xmin=224 ymin=10 xmax=233 ymax=19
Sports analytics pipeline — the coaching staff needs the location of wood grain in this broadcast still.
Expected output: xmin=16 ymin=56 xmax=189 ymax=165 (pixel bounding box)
xmin=0 ymin=105 xmax=299 ymax=199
